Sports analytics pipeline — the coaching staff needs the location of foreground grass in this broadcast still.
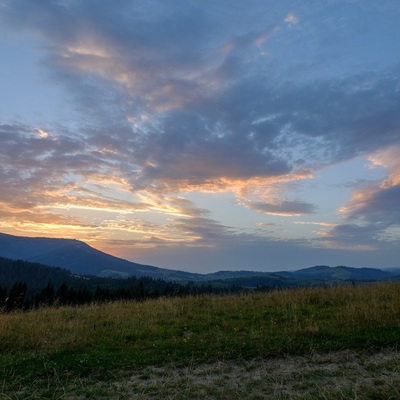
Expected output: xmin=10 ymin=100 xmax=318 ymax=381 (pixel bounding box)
xmin=1 ymin=282 xmax=400 ymax=398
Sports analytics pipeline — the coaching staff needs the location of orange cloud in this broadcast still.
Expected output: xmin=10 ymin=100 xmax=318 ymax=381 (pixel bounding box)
xmin=340 ymin=146 xmax=400 ymax=218
xmin=368 ymin=145 xmax=400 ymax=186
xmin=293 ymin=221 xmax=337 ymax=227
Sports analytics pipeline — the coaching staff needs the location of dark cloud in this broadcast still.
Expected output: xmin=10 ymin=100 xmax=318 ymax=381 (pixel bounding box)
xmin=319 ymin=178 xmax=400 ymax=250
xmin=3 ymin=1 xmax=400 ymax=188
xmin=345 ymin=185 xmax=400 ymax=226
xmin=322 ymin=223 xmax=382 ymax=249
xmin=172 ymin=216 xmax=234 ymax=246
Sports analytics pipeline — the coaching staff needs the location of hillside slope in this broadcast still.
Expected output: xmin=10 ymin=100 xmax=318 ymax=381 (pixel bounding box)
xmin=0 ymin=232 xmax=198 ymax=279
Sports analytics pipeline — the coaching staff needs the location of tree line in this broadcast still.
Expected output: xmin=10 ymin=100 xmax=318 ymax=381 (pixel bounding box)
xmin=0 ymin=257 xmax=245 ymax=312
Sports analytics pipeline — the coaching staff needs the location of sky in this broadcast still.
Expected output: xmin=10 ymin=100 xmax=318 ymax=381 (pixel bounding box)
xmin=0 ymin=0 xmax=399 ymax=273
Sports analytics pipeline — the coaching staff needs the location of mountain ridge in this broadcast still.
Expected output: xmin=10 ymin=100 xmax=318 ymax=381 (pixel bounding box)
xmin=0 ymin=232 xmax=200 ymax=280
xmin=0 ymin=232 xmax=398 ymax=283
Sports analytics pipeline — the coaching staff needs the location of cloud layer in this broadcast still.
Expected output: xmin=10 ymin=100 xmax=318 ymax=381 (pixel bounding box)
xmin=1 ymin=0 xmax=400 ymax=270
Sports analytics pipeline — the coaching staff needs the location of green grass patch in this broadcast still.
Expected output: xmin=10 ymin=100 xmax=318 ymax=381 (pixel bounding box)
xmin=1 ymin=282 xmax=400 ymax=397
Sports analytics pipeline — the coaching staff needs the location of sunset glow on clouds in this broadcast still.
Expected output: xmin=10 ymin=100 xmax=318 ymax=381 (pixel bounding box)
xmin=1 ymin=0 xmax=399 ymax=272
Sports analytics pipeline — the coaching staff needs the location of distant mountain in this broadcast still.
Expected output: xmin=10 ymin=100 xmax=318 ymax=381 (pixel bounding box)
xmin=1 ymin=232 xmax=398 ymax=283
xmin=201 ymin=266 xmax=398 ymax=288
xmin=275 ymin=265 xmax=395 ymax=282
xmin=0 ymin=232 xmax=200 ymax=280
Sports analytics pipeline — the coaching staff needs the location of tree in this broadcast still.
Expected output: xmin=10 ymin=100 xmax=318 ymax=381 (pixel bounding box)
xmin=5 ymin=281 xmax=27 ymax=311
xmin=56 ymin=282 xmax=70 ymax=305
xmin=34 ymin=282 xmax=56 ymax=307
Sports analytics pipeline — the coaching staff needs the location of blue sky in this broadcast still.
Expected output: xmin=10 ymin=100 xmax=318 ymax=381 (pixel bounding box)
xmin=0 ymin=0 xmax=399 ymax=272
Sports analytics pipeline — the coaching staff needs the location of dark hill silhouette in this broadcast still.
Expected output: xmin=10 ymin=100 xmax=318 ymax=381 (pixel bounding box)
xmin=0 ymin=232 xmax=199 ymax=280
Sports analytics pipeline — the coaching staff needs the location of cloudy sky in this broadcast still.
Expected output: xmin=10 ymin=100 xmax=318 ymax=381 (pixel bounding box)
xmin=1 ymin=0 xmax=399 ymax=272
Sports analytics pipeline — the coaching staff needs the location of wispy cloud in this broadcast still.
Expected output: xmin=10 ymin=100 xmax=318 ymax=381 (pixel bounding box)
xmin=294 ymin=222 xmax=337 ymax=227
xmin=247 ymin=200 xmax=316 ymax=217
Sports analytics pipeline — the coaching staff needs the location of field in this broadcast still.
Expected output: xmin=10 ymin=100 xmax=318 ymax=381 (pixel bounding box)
xmin=1 ymin=282 xmax=400 ymax=399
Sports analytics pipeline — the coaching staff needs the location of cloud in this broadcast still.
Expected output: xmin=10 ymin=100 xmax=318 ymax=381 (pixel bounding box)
xmin=294 ymin=221 xmax=336 ymax=227
xmin=1 ymin=1 xmax=400 ymax=268
xmin=342 ymin=185 xmax=400 ymax=227
xmin=318 ymin=223 xmax=383 ymax=251
xmin=284 ymin=13 xmax=299 ymax=25
xmin=247 ymin=200 xmax=316 ymax=217
xmin=3 ymin=1 xmax=400 ymax=190
xmin=343 ymin=148 xmax=400 ymax=226
xmin=0 ymin=123 xmax=149 ymax=227
xmin=319 ymin=146 xmax=400 ymax=250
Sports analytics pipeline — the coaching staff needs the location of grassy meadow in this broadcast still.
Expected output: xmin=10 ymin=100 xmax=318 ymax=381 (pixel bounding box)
xmin=1 ymin=282 xmax=400 ymax=399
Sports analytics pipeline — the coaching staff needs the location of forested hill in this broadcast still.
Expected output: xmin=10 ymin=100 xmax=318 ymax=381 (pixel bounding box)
xmin=0 ymin=257 xmax=77 ymax=296
xmin=0 ymin=257 xmax=244 ymax=311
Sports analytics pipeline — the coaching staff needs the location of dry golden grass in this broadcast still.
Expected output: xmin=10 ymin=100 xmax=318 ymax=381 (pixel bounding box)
xmin=1 ymin=282 xmax=400 ymax=354
xmin=1 ymin=282 xmax=400 ymax=398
